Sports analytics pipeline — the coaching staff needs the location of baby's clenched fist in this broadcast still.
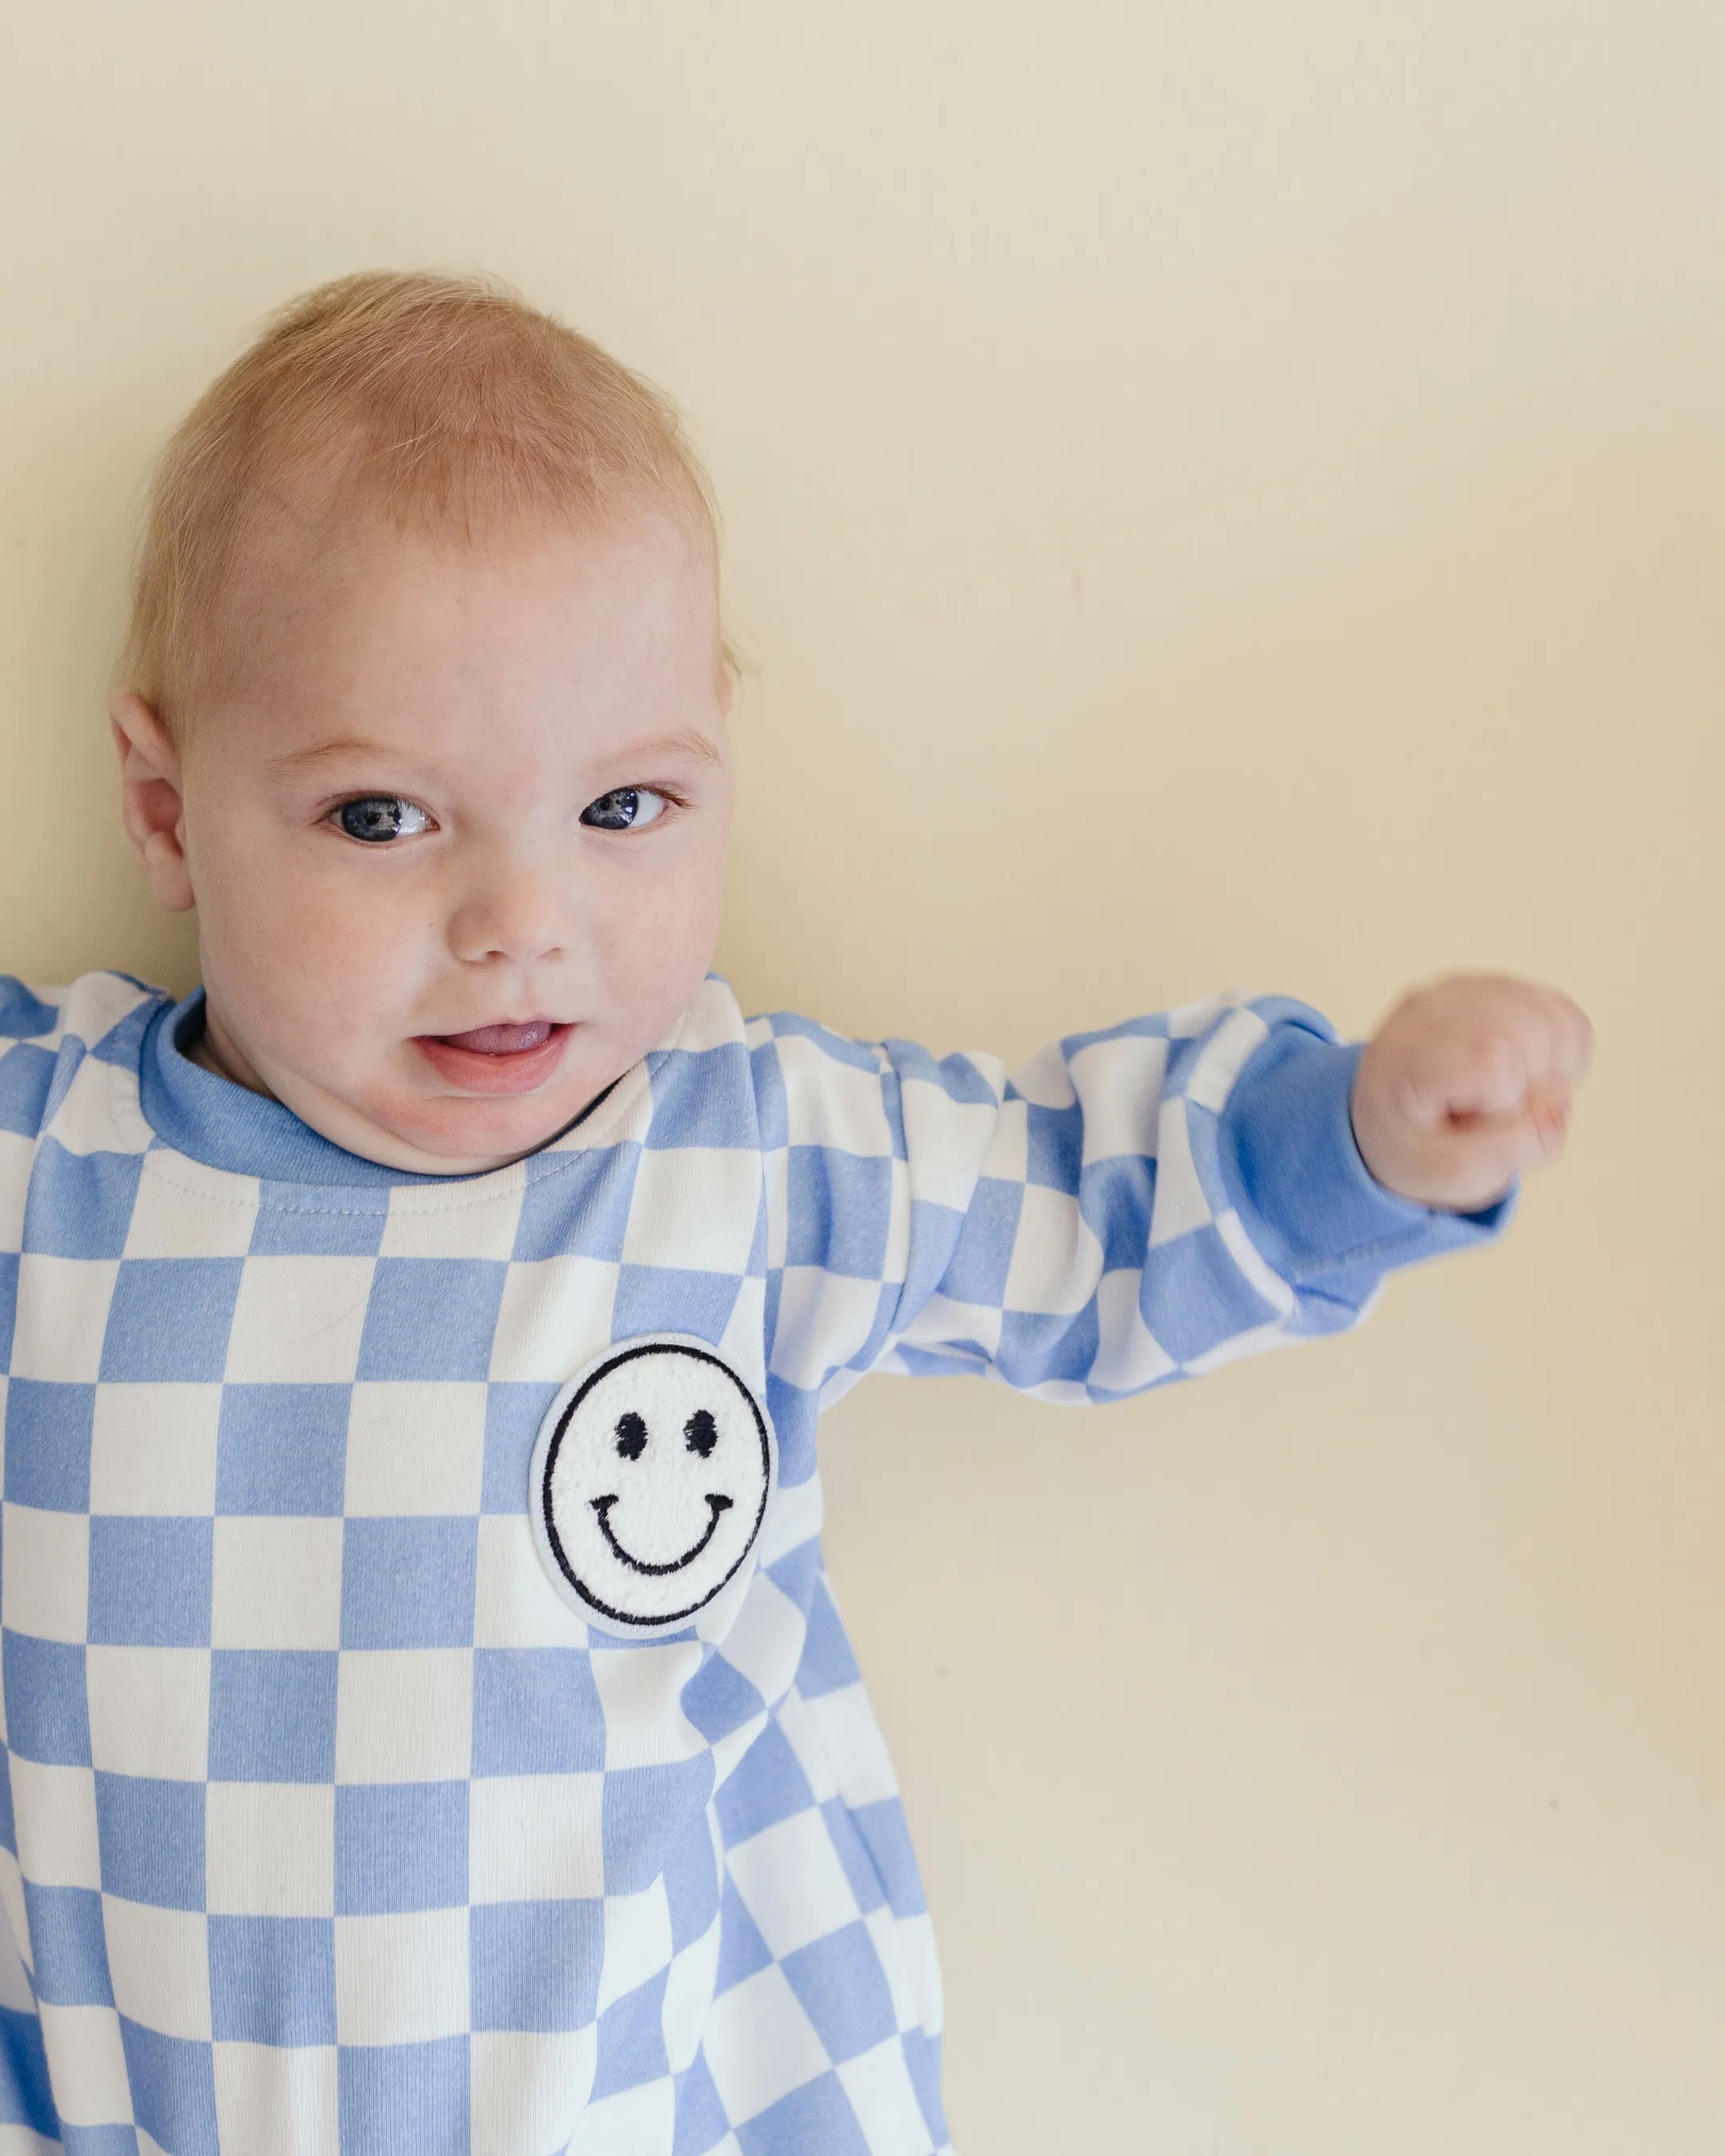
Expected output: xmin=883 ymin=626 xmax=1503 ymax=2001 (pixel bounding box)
xmin=1350 ymin=973 xmax=1592 ymax=1211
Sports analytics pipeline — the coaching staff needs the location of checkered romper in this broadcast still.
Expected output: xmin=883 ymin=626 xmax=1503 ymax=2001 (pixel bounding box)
xmin=0 ymin=970 xmax=1500 ymax=2154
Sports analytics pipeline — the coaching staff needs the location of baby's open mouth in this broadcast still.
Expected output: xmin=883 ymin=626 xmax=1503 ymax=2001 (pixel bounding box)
xmin=414 ymin=1017 xmax=573 ymax=1094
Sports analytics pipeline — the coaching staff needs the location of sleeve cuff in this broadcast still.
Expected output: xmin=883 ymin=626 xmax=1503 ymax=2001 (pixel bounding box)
xmin=1219 ymin=1023 xmax=1513 ymax=1296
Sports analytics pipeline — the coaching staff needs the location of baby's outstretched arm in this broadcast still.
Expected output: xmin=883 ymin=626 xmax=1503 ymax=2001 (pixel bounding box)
xmin=1350 ymin=973 xmax=1592 ymax=1211
xmin=751 ymin=973 xmax=1588 ymax=1425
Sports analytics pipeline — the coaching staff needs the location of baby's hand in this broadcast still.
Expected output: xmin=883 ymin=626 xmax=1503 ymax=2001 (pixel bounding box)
xmin=1350 ymin=973 xmax=1593 ymax=1211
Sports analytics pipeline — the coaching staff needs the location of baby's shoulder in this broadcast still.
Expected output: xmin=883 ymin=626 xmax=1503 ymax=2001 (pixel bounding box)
xmin=0 ymin=969 xmax=165 ymax=1147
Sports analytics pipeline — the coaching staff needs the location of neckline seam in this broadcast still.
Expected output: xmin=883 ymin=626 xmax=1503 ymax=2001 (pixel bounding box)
xmin=132 ymin=990 xmax=663 ymax=1202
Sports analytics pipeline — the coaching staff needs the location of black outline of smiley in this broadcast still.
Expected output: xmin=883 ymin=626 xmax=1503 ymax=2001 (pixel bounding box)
xmin=538 ymin=1340 xmax=771 ymax=1627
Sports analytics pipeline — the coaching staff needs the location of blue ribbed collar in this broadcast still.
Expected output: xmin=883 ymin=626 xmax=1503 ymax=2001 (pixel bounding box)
xmin=139 ymin=988 xmax=559 ymax=1188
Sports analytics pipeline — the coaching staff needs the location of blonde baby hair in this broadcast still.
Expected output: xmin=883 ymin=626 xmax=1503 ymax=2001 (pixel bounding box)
xmin=119 ymin=268 xmax=727 ymax=729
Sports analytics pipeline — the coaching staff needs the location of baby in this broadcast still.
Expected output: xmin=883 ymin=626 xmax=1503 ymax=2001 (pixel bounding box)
xmin=0 ymin=272 xmax=1590 ymax=2156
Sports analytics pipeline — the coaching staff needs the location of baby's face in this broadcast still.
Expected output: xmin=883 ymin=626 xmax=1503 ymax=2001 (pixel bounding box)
xmin=136 ymin=512 xmax=732 ymax=1172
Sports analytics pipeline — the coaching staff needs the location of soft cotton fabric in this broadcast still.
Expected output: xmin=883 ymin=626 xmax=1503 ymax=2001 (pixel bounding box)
xmin=0 ymin=971 xmax=1503 ymax=2155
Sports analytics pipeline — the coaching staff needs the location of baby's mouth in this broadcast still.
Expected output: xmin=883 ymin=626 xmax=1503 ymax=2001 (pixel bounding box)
xmin=414 ymin=1017 xmax=574 ymax=1095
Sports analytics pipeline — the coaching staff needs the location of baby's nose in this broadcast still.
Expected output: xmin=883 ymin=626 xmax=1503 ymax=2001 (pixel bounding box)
xmin=447 ymin=857 xmax=571 ymax=966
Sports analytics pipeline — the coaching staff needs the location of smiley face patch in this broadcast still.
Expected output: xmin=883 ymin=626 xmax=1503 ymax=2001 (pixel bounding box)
xmin=529 ymin=1338 xmax=775 ymax=1633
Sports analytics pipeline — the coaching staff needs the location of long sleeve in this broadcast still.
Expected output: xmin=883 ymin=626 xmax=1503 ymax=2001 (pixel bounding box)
xmin=752 ymin=992 xmax=1509 ymax=1412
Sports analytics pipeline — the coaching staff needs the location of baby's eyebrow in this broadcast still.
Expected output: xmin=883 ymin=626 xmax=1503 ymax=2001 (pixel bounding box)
xmin=621 ymin=730 xmax=725 ymax=767
xmin=268 ymin=727 xmax=724 ymax=779
xmin=268 ymin=735 xmax=398 ymax=775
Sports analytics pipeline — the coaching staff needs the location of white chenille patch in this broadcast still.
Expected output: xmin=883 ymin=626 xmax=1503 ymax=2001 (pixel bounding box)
xmin=531 ymin=1338 xmax=775 ymax=1635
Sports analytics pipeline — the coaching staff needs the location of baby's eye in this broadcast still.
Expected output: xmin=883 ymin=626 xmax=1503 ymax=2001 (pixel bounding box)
xmin=579 ymin=787 xmax=670 ymax=832
xmin=334 ymin=796 xmax=432 ymax=843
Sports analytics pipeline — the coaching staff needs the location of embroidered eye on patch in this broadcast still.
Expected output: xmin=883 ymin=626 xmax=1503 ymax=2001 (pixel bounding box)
xmin=529 ymin=1337 xmax=775 ymax=1634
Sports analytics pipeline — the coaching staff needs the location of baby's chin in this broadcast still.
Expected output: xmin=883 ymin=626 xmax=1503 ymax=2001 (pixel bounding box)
xmin=276 ymin=1055 xmax=625 ymax=1176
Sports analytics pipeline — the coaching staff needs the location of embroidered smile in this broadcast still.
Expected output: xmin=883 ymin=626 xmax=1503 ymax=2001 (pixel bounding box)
xmin=589 ymin=1492 xmax=734 ymax=1575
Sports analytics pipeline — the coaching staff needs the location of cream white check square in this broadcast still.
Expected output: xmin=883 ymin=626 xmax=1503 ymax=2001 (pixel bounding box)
xmin=89 ymin=1382 xmax=220 ymax=1515
xmin=725 ymin=1807 xmax=862 ymax=1961
xmin=468 ymin=1774 xmax=604 ymax=1903
xmin=224 ymin=1256 xmax=374 ymax=1383
xmin=35 ymin=2004 xmax=133 ymax=2126
xmin=343 ymin=1381 xmax=486 ymax=1515
xmin=9 ymin=1256 xmax=117 ymax=1382
xmin=470 ymin=2030 xmax=597 ymax=2156
xmin=488 ymin=1258 xmax=618 ymax=1381
xmin=205 ymin=1784 xmax=335 ymax=1917
xmin=212 ymin=2041 xmax=339 ymax=2155
xmin=334 ymin=1908 xmax=470 ymax=2043
xmin=9 ymin=1762 xmax=100 ymax=1890
xmin=212 ymin=1518 xmax=343 ymax=1651
xmin=102 ymin=1896 xmax=212 ymax=2041
xmin=335 ymin=1650 xmax=474 ymax=1784
xmin=0 ymin=1505 xmax=89 ymax=1643
xmin=87 ymin=1647 xmax=209 ymax=1781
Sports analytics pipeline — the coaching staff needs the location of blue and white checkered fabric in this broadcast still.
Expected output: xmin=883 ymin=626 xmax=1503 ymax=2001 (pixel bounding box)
xmin=0 ymin=970 xmax=1500 ymax=2154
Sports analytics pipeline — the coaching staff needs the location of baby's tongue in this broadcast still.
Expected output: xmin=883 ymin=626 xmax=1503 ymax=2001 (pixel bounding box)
xmin=436 ymin=1020 xmax=554 ymax=1056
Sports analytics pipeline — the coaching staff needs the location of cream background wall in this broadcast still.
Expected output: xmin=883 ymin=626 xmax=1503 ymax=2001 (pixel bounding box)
xmin=2 ymin=3 xmax=1720 ymax=2147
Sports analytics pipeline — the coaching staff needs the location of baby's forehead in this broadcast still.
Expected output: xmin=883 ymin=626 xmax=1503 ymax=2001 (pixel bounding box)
xmin=193 ymin=490 xmax=725 ymax=740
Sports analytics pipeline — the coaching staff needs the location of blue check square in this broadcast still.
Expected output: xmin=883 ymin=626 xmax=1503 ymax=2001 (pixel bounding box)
xmin=95 ymin=1774 xmax=205 ymax=1912
xmin=339 ymin=2039 xmax=468 ymax=2149
xmin=208 ymin=1651 xmax=338 ymax=1784
xmin=100 ymin=1258 xmax=244 ymax=1383
xmin=335 ymin=1783 xmax=467 ymax=1913
xmin=20 ymin=1142 xmax=145 ymax=1261
xmin=782 ymin=1920 xmax=897 ymax=2064
xmin=209 ymin=1916 xmax=336 ymax=2044
xmin=3 ymin=1379 xmax=93 ymax=1512
xmin=339 ymin=1516 xmax=477 ymax=1649
xmin=591 ymin=1969 xmax=669 ymax=2102
xmin=216 ymin=1385 xmax=348 ymax=1516
xmin=470 ymin=1899 xmax=604 ymax=2032
xmin=736 ymin=2072 xmax=870 ymax=2156
xmin=22 ymin=1882 xmax=113 ymax=2007
xmin=356 ymin=1258 xmax=508 ymax=1381
xmin=118 ymin=2015 xmax=219 ymax=2156
xmin=2 ymin=1634 xmax=89 ymax=1766
xmin=513 ymin=1146 xmax=639 ymax=1262
xmin=471 ymin=1649 xmax=604 ymax=1776
xmin=88 ymin=1517 xmax=212 ymax=1647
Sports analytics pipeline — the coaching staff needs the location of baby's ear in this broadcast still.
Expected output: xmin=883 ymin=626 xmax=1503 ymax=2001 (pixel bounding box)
xmin=110 ymin=692 xmax=194 ymax=913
